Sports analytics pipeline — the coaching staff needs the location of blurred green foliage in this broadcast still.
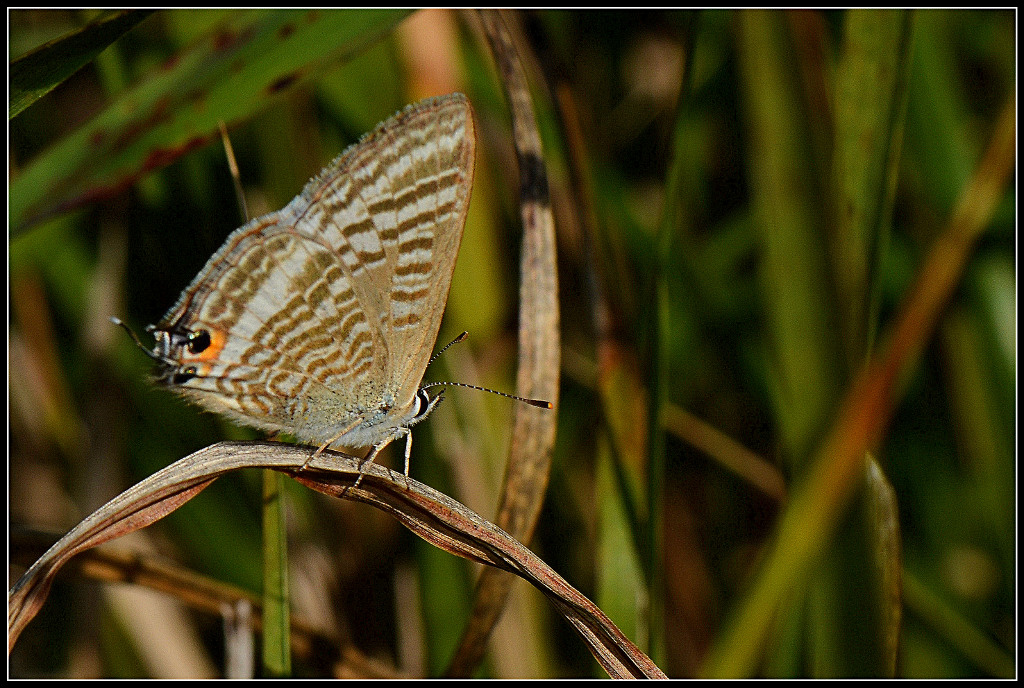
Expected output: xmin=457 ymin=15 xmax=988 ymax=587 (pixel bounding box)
xmin=8 ymin=8 xmax=1015 ymax=678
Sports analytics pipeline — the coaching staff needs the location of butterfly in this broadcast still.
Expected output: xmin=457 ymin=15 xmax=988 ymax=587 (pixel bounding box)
xmin=120 ymin=94 xmax=480 ymax=478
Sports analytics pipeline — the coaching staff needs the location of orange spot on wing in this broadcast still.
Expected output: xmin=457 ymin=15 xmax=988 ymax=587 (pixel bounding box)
xmin=192 ymin=328 xmax=227 ymax=363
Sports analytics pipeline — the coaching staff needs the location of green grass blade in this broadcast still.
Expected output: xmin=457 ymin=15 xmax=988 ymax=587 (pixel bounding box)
xmin=262 ymin=471 xmax=290 ymax=676
xmin=832 ymin=9 xmax=915 ymax=367
xmin=736 ymin=10 xmax=842 ymax=467
xmin=9 ymin=10 xmax=155 ymax=120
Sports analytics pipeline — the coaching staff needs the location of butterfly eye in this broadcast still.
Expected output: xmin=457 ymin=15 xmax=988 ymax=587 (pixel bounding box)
xmin=187 ymin=330 xmax=211 ymax=354
xmin=413 ymin=389 xmax=433 ymax=419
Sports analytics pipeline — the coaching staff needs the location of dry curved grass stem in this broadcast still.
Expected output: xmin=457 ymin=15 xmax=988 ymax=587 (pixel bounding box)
xmin=8 ymin=441 xmax=666 ymax=679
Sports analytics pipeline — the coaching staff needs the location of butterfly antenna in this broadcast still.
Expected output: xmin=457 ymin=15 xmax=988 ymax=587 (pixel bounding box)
xmin=427 ymin=331 xmax=469 ymax=368
xmin=110 ymin=317 xmax=171 ymax=366
xmin=424 ymin=332 xmax=552 ymax=408
xmin=420 ymin=381 xmax=553 ymax=409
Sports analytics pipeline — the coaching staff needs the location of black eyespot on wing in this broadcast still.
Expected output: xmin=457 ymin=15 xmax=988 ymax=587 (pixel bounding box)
xmin=188 ymin=329 xmax=211 ymax=354
xmin=172 ymin=366 xmax=198 ymax=385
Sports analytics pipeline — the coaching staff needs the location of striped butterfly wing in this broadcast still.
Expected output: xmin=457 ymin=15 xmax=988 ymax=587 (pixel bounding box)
xmin=378 ymin=96 xmax=475 ymax=407
xmin=151 ymin=94 xmax=475 ymax=449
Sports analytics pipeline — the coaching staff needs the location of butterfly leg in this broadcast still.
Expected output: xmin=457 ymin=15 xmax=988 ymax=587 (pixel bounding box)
xmin=351 ymin=438 xmax=392 ymax=490
xmin=402 ymin=429 xmax=414 ymax=489
xmin=403 ymin=429 xmax=413 ymax=477
xmin=302 ymin=441 xmax=329 ymax=471
xmin=347 ymin=427 xmax=414 ymax=491
xmin=300 ymin=418 xmax=363 ymax=471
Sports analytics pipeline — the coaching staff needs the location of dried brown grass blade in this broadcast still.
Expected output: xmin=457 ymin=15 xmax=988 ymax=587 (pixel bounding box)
xmin=8 ymin=441 xmax=663 ymax=678
xmin=445 ymin=9 xmax=562 ymax=676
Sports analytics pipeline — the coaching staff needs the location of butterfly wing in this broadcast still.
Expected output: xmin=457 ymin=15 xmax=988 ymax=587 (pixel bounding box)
xmin=150 ymin=94 xmax=475 ymax=448
xmin=374 ymin=95 xmax=475 ymax=409
xmin=151 ymin=208 xmax=390 ymax=444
